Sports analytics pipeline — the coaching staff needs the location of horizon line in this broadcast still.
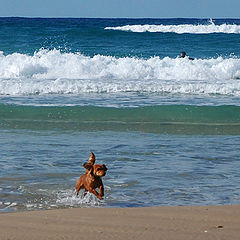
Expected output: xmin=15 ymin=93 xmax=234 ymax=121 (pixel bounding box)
xmin=0 ymin=16 xmax=240 ymax=20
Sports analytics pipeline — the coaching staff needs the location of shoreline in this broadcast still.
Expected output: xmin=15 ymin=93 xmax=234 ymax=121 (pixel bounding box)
xmin=1 ymin=205 xmax=239 ymax=240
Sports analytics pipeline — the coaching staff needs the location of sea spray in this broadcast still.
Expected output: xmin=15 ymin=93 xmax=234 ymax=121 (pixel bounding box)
xmin=1 ymin=49 xmax=240 ymax=96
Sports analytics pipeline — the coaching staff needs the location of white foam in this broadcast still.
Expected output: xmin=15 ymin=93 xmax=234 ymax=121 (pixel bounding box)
xmin=105 ymin=23 xmax=240 ymax=34
xmin=3 ymin=202 xmax=17 ymax=209
xmin=25 ymin=203 xmax=39 ymax=209
xmin=56 ymin=190 xmax=103 ymax=207
xmin=1 ymin=49 xmax=240 ymax=96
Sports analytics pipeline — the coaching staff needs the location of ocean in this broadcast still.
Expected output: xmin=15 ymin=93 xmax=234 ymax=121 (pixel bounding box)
xmin=0 ymin=17 xmax=240 ymax=212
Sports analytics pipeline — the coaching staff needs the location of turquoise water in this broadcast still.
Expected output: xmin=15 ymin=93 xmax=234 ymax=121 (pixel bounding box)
xmin=1 ymin=18 xmax=240 ymax=212
xmin=1 ymin=104 xmax=240 ymax=134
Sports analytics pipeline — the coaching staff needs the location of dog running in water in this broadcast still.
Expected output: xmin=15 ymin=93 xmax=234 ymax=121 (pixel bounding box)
xmin=75 ymin=152 xmax=107 ymax=200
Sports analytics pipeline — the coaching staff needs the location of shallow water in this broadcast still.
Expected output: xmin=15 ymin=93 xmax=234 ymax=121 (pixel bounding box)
xmin=1 ymin=130 xmax=240 ymax=212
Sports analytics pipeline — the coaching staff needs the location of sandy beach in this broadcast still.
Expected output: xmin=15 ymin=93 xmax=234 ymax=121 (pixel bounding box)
xmin=0 ymin=205 xmax=239 ymax=240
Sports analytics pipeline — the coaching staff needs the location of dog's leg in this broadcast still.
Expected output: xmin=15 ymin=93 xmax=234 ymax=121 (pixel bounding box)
xmin=99 ymin=185 xmax=104 ymax=197
xmin=75 ymin=183 xmax=83 ymax=196
xmin=89 ymin=188 xmax=103 ymax=200
xmin=83 ymin=190 xmax=88 ymax=197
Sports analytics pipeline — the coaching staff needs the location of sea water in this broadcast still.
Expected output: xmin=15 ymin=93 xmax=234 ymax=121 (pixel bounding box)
xmin=0 ymin=18 xmax=240 ymax=212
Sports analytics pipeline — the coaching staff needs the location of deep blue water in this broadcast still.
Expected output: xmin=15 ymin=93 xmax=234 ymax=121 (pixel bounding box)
xmin=1 ymin=18 xmax=240 ymax=58
xmin=0 ymin=18 xmax=240 ymax=212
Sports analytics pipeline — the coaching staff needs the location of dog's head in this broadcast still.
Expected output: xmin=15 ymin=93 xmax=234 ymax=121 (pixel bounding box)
xmin=83 ymin=152 xmax=107 ymax=177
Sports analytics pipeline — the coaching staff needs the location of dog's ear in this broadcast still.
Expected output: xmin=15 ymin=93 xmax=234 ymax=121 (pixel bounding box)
xmin=102 ymin=164 xmax=108 ymax=171
xmin=83 ymin=163 xmax=93 ymax=174
xmin=88 ymin=152 xmax=95 ymax=165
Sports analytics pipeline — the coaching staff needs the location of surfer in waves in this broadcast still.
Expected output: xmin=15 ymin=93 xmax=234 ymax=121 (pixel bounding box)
xmin=181 ymin=51 xmax=194 ymax=60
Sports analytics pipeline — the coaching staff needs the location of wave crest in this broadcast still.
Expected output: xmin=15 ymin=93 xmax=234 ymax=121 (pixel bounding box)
xmin=1 ymin=49 xmax=240 ymax=96
xmin=105 ymin=23 xmax=240 ymax=34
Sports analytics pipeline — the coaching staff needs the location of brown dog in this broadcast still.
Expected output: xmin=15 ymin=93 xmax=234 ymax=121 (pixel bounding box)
xmin=75 ymin=152 xmax=107 ymax=200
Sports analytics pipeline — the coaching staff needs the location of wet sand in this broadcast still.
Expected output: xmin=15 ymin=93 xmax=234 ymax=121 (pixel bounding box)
xmin=0 ymin=205 xmax=240 ymax=240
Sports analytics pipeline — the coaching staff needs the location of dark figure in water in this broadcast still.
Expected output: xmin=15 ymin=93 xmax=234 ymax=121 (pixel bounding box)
xmin=181 ymin=51 xmax=194 ymax=60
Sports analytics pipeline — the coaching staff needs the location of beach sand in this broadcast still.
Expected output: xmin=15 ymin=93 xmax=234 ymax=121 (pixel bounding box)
xmin=0 ymin=205 xmax=239 ymax=240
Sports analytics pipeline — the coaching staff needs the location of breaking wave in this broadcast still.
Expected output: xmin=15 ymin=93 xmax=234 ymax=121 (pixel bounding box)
xmin=1 ymin=49 xmax=240 ymax=96
xmin=105 ymin=22 xmax=240 ymax=34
